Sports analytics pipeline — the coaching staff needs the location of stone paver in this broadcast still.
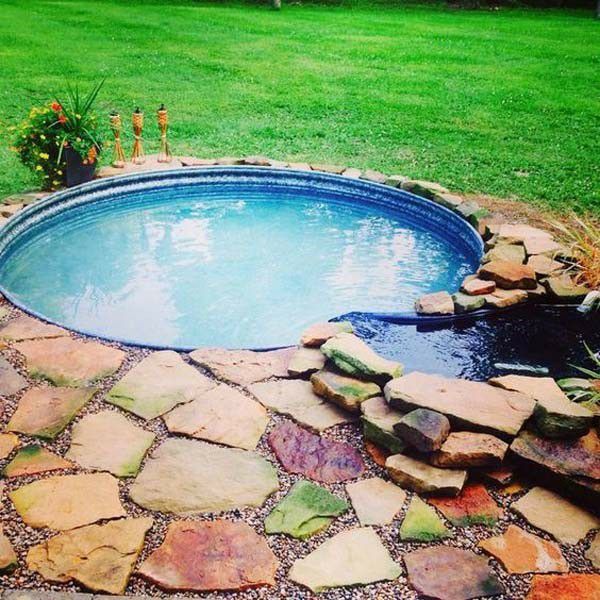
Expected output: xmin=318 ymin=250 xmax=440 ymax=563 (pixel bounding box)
xmin=26 ymin=517 xmax=153 ymax=594
xmin=431 ymin=431 xmax=508 ymax=468
xmin=544 ymin=274 xmax=590 ymax=302
xmin=189 ymin=346 xmax=293 ymax=386
xmin=428 ymin=483 xmax=502 ymax=527
xmin=479 ymin=524 xmax=568 ymax=574
xmin=415 ymin=291 xmax=454 ymax=315
xmin=300 ymin=321 xmax=353 ymax=347
xmin=248 ymin=379 xmax=352 ymax=432
xmin=289 ymin=528 xmax=401 ymax=593
xmin=107 ymin=350 xmax=216 ymax=419
xmin=4 ymin=444 xmax=72 ymax=478
xmin=479 ymin=260 xmax=537 ymax=289
xmin=311 ymin=367 xmax=380 ymax=412
xmin=0 ymin=526 xmax=17 ymax=573
xmin=404 ymin=546 xmax=504 ymax=599
xmin=14 ymin=338 xmax=125 ymax=386
xmin=394 ymin=408 xmax=450 ymax=452
xmin=399 ymin=496 xmax=451 ymax=542
xmin=526 ymin=574 xmax=600 ymax=599
xmin=66 ymin=411 xmax=155 ymax=476
xmin=385 ymin=372 xmax=535 ymax=437
xmin=268 ymin=421 xmax=364 ymax=483
xmin=163 ymin=383 xmax=268 ymax=450
xmin=138 ymin=520 xmax=278 ymax=591
xmin=360 ymin=395 xmax=405 ymax=453
xmin=585 ymin=532 xmax=600 ymax=569
xmin=461 ymin=277 xmax=496 ymax=296
xmin=511 ymin=487 xmax=600 ymax=544
xmin=7 ymin=386 xmax=97 ymax=439
xmin=346 ymin=477 xmax=407 ymax=526
xmin=265 ymin=480 xmax=348 ymax=538
xmin=10 ymin=472 xmax=126 ymax=530
xmin=0 ymin=315 xmax=67 ymax=341
xmin=287 ymin=346 xmax=325 ymax=377
xmin=0 ymin=356 xmax=27 ymax=397
xmin=0 ymin=432 xmax=19 ymax=459
xmin=129 ymin=438 xmax=278 ymax=514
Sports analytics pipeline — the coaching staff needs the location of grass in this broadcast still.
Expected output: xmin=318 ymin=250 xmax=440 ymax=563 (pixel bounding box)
xmin=0 ymin=0 xmax=598 ymax=212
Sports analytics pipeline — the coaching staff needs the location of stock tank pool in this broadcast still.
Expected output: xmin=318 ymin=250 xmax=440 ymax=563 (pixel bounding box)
xmin=0 ymin=167 xmax=482 ymax=349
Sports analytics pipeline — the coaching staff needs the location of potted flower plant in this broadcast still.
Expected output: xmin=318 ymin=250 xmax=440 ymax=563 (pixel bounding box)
xmin=13 ymin=80 xmax=105 ymax=189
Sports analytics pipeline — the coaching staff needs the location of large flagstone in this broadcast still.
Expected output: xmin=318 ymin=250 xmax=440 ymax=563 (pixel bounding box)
xmin=0 ymin=315 xmax=67 ymax=341
xmin=310 ymin=368 xmax=381 ymax=412
xmin=0 ymin=356 xmax=27 ymax=396
xmin=0 ymin=526 xmax=17 ymax=573
xmin=429 ymin=483 xmax=502 ymax=527
xmin=405 ymin=546 xmax=504 ymax=600
xmin=10 ymin=472 xmax=126 ymax=530
xmin=346 ymin=477 xmax=407 ymax=526
xmin=248 ymin=379 xmax=352 ymax=432
xmin=288 ymin=527 xmax=401 ymax=592
xmin=385 ymin=372 xmax=536 ymax=437
xmin=107 ymin=351 xmax=216 ymax=419
xmin=4 ymin=444 xmax=72 ymax=478
xmin=14 ymin=338 xmax=125 ymax=386
xmin=66 ymin=411 xmax=155 ymax=477
xmin=163 ymin=383 xmax=268 ymax=450
xmin=7 ymin=386 xmax=97 ymax=439
xmin=138 ymin=520 xmax=278 ymax=591
xmin=526 ymin=574 xmax=600 ymax=599
xmin=399 ymin=496 xmax=451 ymax=542
xmin=265 ymin=480 xmax=348 ymax=538
xmin=268 ymin=421 xmax=364 ymax=483
xmin=189 ymin=346 xmax=293 ymax=386
xmin=27 ymin=517 xmax=153 ymax=594
xmin=129 ymin=438 xmax=278 ymax=514
xmin=0 ymin=432 xmax=19 ymax=459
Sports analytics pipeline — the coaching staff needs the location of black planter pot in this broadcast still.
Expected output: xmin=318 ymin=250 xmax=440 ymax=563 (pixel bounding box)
xmin=65 ymin=146 xmax=97 ymax=187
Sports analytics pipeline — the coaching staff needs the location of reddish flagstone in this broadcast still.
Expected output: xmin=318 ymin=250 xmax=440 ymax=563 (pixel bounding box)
xmin=364 ymin=440 xmax=389 ymax=467
xmin=428 ymin=483 xmax=502 ymax=526
xmin=479 ymin=525 xmax=567 ymax=574
xmin=138 ymin=520 xmax=278 ymax=591
xmin=526 ymin=574 xmax=600 ymax=600
xmin=0 ymin=315 xmax=68 ymax=341
xmin=405 ymin=546 xmax=504 ymax=600
xmin=300 ymin=321 xmax=353 ymax=347
xmin=4 ymin=444 xmax=73 ymax=478
xmin=479 ymin=260 xmax=537 ymax=290
xmin=268 ymin=421 xmax=364 ymax=483
xmin=478 ymin=465 xmax=515 ymax=486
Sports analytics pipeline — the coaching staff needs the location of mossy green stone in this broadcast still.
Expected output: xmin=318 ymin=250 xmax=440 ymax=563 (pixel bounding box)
xmin=265 ymin=480 xmax=348 ymax=539
xmin=399 ymin=497 xmax=451 ymax=542
xmin=361 ymin=418 xmax=405 ymax=454
xmin=311 ymin=368 xmax=380 ymax=412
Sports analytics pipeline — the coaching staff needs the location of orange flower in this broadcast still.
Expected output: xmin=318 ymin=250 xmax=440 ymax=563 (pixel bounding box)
xmin=58 ymin=114 xmax=67 ymax=124
xmin=51 ymin=102 xmax=62 ymax=112
xmin=87 ymin=146 xmax=97 ymax=163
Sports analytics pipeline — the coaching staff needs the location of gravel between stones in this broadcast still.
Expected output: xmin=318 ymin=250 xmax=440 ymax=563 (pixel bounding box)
xmin=0 ymin=299 xmax=597 ymax=600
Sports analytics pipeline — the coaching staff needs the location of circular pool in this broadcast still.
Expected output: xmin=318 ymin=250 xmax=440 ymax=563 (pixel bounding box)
xmin=0 ymin=167 xmax=482 ymax=349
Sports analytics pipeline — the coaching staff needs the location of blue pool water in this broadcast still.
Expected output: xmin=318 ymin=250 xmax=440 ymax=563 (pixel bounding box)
xmin=0 ymin=168 xmax=481 ymax=348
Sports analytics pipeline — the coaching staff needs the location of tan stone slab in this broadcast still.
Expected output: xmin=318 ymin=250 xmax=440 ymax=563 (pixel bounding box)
xmin=0 ymin=525 xmax=17 ymax=572
xmin=497 ymin=224 xmax=553 ymax=244
xmin=10 ymin=472 xmax=126 ymax=530
xmin=163 ymin=383 xmax=268 ymax=450
xmin=4 ymin=445 xmax=73 ymax=478
xmin=66 ymin=411 xmax=155 ymax=476
xmin=14 ymin=338 xmax=125 ymax=386
xmin=527 ymin=254 xmax=564 ymax=278
xmin=415 ymin=291 xmax=454 ymax=315
xmin=484 ymin=288 xmax=528 ymax=308
xmin=248 ymin=379 xmax=353 ymax=432
xmin=0 ymin=356 xmax=27 ymax=396
xmin=524 ymin=236 xmax=562 ymax=256
xmin=479 ymin=260 xmax=537 ymax=290
xmin=27 ymin=517 xmax=153 ymax=594
xmin=511 ymin=487 xmax=600 ymax=544
xmin=385 ymin=372 xmax=535 ymax=437
xmin=346 ymin=477 xmax=407 ymax=526
xmin=287 ymin=346 xmax=326 ymax=377
xmin=107 ymin=350 xmax=216 ymax=419
xmin=0 ymin=433 xmax=19 ymax=459
xmin=586 ymin=532 xmax=600 ymax=569
xmin=431 ymin=431 xmax=508 ymax=468
xmin=0 ymin=315 xmax=68 ymax=341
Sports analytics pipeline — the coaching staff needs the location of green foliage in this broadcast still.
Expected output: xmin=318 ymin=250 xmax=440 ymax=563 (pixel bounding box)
xmin=568 ymin=343 xmax=600 ymax=405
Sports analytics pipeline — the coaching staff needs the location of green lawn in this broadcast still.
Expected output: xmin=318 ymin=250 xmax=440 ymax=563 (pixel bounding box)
xmin=0 ymin=0 xmax=598 ymax=212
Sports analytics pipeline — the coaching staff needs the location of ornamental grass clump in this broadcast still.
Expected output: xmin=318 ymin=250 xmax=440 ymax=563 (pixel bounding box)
xmin=12 ymin=80 xmax=105 ymax=190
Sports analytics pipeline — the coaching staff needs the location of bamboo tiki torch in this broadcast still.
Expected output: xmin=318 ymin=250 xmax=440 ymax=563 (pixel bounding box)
xmin=131 ymin=107 xmax=145 ymax=165
xmin=157 ymin=104 xmax=172 ymax=163
xmin=109 ymin=112 xmax=126 ymax=168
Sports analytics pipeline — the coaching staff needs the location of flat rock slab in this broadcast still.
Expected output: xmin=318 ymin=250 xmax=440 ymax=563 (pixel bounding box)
xmin=287 ymin=346 xmax=325 ymax=377
xmin=7 ymin=386 xmax=96 ymax=439
xmin=479 ymin=259 xmax=537 ymax=290
xmin=248 ymin=379 xmax=352 ymax=432
xmin=415 ymin=291 xmax=455 ymax=315
xmin=0 ymin=315 xmax=68 ymax=341
xmin=461 ymin=277 xmax=496 ymax=296
xmin=528 ymin=254 xmax=564 ymax=277
xmin=320 ymin=333 xmax=403 ymax=383
xmin=385 ymin=371 xmax=535 ymax=437
xmin=510 ymin=429 xmax=600 ymax=480
xmin=265 ymin=480 xmax=348 ymax=538
xmin=479 ymin=524 xmax=567 ymax=574
xmin=429 ymin=484 xmax=502 ymax=526
xmin=129 ymin=438 xmax=278 ymax=514
xmin=0 ymin=433 xmax=19 ymax=459
xmin=189 ymin=346 xmax=293 ymax=386
xmin=4 ymin=444 xmax=72 ymax=478
xmin=395 ymin=408 xmax=450 ymax=452
xmin=163 ymin=383 xmax=268 ymax=450
xmin=360 ymin=396 xmax=405 ymax=454
xmin=27 ymin=517 xmax=153 ymax=594
xmin=311 ymin=368 xmax=381 ymax=413
xmin=543 ymin=274 xmax=590 ymax=302
xmin=300 ymin=321 xmax=353 ymax=347
xmin=138 ymin=520 xmax=278 ymax=591
xmin=405 ymin=546 xmax=504 ymax=600
xmin=107 ymin=350 xmax=216 ymax=419
xmin=0 ymin=525 xmax=17 ymax=573
xmin=399 ymin=496 xmax=451 ymax=542
xmin=10 ymin=472 xmax=126 ymax=530
xmin=365 ymin=440 xmax=390 ymax=467
xmin=346 ymin=477 xmax=407 ymax=526
xmin=289 ymin=527 xmax=401 ymax=593
xmin=483 ymin=243 xmax=526 ymax=265
xmin=431 ymin=431 xmax=508 ymax=468
xmin=484 ymin=288 xmax=528 ymax=308
xmin=585 ymin=532 xmax=600 ymax=569
xmin=66 ymin=411 xmax=155 ymax=477
xmin=511 ymin=486 xmax=600 ymax=544
xmin=497 ymin=224 xmax=553 ymax=245
xmin=268 ymin=421 xmax=364 ymax=483
xmin=526 ymin=574 xmax=600 ymax=600
xmin=386 ymin=453 xmax=466 ymax=496
xmin=0 ymin=356 xmax=27 ymax=396
xmin=14 ymin=338 xmax=125 ymax=386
